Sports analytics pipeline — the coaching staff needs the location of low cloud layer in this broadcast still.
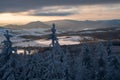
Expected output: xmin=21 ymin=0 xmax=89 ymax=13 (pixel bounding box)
xmin=0 ymin=0 xmax=120 ymax=12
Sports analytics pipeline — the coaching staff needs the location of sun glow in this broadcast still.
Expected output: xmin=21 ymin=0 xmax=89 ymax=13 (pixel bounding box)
xmin=0 ymin=4 xmax=120 ymax=25
xmin=0 ymin=13 xmax=69 ymax=26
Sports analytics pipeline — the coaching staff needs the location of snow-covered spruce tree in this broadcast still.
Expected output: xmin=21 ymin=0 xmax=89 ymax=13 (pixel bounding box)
xmin=94 ymin=42 xmax=107 ymax=59
xmin=95 ymin=42 xmax=107 ymax=80
xmin=80 ymin=43 xmax=95 ymax=80
xmin=43 ymin=50 xmax=54 ymax=80
xmin=16 ymin=49 xmax=29 ymax=80
xmin=81 ymin=44 xmax=92 ymax=68
xmin=95 ymin=51 xmax=106 ymax=80
xmin=19 ymin=54 xmax=32 ymax=80
xmin=20 ymin=53 xmax=45 ymax=80
xmin=63 ymin=47 xmax=73 ymax=80
xmin=46 ymin=24 xmax=67 ymax=80
xmin=1 ymin=30 xmax=13 ymax=55
xmin=106 ymin=39 xmax=112 ymax=56
xmin=105 ymin=40 xmax=120 ymax=80
xmin=37 ymin=53 xmax=50 ymax=80
xmin=0 ymin=30 xmax=18 ymax=80
xmin=0 ymin=30 xmax=12 ymax=79
xmin=106 ymin=55 xmax=120 ymax=80
xmin=1 ymin=54 xmax=18 ymax=80
xmin=66 ymin=48 xmax=76 ymax=80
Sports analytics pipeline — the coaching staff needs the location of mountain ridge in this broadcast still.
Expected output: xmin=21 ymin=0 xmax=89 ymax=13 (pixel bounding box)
xmin=1 ymin=19 xmax=120 ymax=31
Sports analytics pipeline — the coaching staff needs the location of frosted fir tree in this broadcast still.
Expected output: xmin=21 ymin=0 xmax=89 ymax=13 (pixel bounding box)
xmin=64 ymin=48 xmax=75 ymax=80
xmin=24 ymin=56 xmax=36 ymax=79
xmin=106 ymin=55 xmax=120 ymax=80
xmin=94 ymin=42 xmax=107 ymax=72
xmin=19 ymin=54 xmax=33 ymax=80
xmin=0 ymin=30 xmax=15 ymax=79
xmin=34 ymin=53 xmax=48 ymax=80
xmin=107 ymin=39 xmax=112 ymax=56
xmin=46 ymin=24 xmax=66 ymax=80
xmin=95 ymin=42 xmax=107 ymax=59
xmin=81 ymin=44 xmax=92 ymax=68
xmin=17 ymin=53 xmax=28 ymax=80
xmin=80 ymin=44 xmax=95 ymax=80
xmin=105 ymin=39 xmax=120 ymax=80
xmin=95 ymin=48 xmax=106 ymax=80
xmin=49 ymin=23 xmax=58 ymax=47
xmin=1 ymin=54 xmax=17 ymax=80
xmin=50 ymin=23 xmax=65 ymax=62
xmin=1 ymin=30 xmax=13 ymax=55
xmin=19 ymin=52 xmax=47 ymax=80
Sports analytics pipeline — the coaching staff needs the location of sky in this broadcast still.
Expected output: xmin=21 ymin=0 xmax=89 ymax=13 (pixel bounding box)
xmin=0 ymin=0 xmax=120 ymax=25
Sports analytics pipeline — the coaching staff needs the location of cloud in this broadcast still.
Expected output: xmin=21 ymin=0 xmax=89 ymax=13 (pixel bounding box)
xmin=29 ymin=6 xmax=79 ymax=16
xmin=31 ymin=12 xmax=75 ymax=16
xmin=0 ymin=0 xmax=120 ymax=12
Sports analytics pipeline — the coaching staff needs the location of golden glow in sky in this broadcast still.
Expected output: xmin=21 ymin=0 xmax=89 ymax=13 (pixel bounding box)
xmin=0 ymin=4 xmax=120 ymax=25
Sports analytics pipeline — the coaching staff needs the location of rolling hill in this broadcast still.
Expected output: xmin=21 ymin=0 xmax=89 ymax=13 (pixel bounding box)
xmin=46 ymin=19 xmax=120 ymax=31
xmin=1 ymin=19 xmax=120 ymax=31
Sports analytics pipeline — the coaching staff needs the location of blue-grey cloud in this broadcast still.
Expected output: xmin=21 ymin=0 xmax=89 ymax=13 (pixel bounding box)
xmin=0 ymin=0 xmax=120 ymax=12
xmin=29 ymin=6 xmax=79 ymax=16
xmin=31 ymin=12 xmax=75 ymax=16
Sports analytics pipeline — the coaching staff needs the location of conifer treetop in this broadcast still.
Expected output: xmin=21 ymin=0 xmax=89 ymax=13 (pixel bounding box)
xmin=4 ymin=30 xmax=12 ymax=41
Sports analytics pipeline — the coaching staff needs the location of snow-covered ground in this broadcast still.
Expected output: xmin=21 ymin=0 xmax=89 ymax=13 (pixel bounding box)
xmin=13 ymin=36 xmax=93 ymax=47
xmin=12 ymin=28 xmax=49 ymax=36
xmin=0 ymin=28 xmax=94 ymax=47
